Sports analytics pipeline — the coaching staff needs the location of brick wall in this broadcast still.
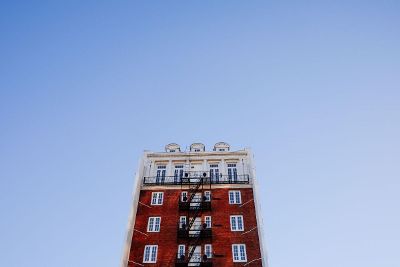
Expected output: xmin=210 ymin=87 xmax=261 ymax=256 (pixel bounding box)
xmin=128 ymin=188 xmax=262 ymax=267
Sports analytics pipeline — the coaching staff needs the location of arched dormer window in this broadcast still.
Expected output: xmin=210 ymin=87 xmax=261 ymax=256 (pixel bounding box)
xmin=165 ymin=143 xmax=181 ymax=153
xmin=190 ymin=143 xmax=205 ymax=152
xmin=213 ymin=142 xmax=230 ymax=152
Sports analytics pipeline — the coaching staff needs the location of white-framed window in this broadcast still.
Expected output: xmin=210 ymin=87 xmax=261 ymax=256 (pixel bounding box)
xmin=179 ymin=216 xmax=187 ymax=228
xmin=227 ymin=163 xmax=238 ymax=181
xmin=178 ymin=244 xmax=185 ymax=257
xmin=205 ymin=216 xmax=212 ymax=228
xmin=181 ymin=191 xmax=188 ymax=202
xmin=204 ymin=191 xmax=211 ymax=202
xmin=232 ymin=244 xmax=247 ymax=262
xmin=151 ymin=192 xmax=164 ymax=205
xmin=230 ymin=215 xmax=244 ymax=231
xmin=209 ymin=164 xmax=219 ymax=178
xmin=147 ymin=217 xmax=161 ymax=232
xmin=156 ymin=165 xmax=166 ymax=182
xmin=143 ymin=245 xmax=158 ymax=263
xmin=194 ymin=149 xmax=200 ymax=152
xmin=205 ymin=244 xmax=212 ymax=258
xmin=229 ymin=190 xmax=241 ymax=204
xmin=174 ymin=165 xmax=184 ymax=182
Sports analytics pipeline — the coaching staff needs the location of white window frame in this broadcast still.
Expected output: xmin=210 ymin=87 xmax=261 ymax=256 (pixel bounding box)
xmin=205 ymin=216 xmax=212 ymax=228
xmin=229 ymin=190 xmax=242 ymax=204
xmin=204 ymin=191 xmax=211 ymax=202
xmin=143 ymin=245 xmax=158 ymax=263
xmin=147 ymin=217 xmax=161 ymax=232
xmin=178 ymin=244 xmax=185 ymax=257
xmin=230 ymin=215 xmax=244 ymax=231
xmin=232 ymin=244 xmax=247 ymax=262
xmin=205 ymin=244 xmax=212 ymax=258
xmin=151 ymin=192 xmax=164 ymax=205
xmin=181 ymin=191 xmax=188 ymax=202
xmin=179 ymin=216 xmax=187 ymax=228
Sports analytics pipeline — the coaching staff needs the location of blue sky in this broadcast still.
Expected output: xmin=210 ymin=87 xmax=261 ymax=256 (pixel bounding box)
xmin=1 ymin=1 xmax=399 ymax=266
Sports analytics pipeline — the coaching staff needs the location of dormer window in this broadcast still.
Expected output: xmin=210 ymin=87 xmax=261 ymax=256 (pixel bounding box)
xmin=165 ymin=143 xmax=180 ymax=152
xmin=190 ymin=143 xmax=205 ymax=152
xmin=213 ymin=142 xmax=230 ymax=152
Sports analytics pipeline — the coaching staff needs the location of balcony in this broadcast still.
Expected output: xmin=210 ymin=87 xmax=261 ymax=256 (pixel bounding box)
xmin=179 ymin=201 xmax=211 ymax=211
xmin=177 ymin=224 xmax=212 ymax=239
xmin=143 ymin=174 xmax=249 ymax=186
xmin=175 ymin=253 xmax=213 ymax=267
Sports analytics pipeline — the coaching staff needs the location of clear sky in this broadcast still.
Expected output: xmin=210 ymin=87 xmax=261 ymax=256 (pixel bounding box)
xmin=1 ymin=1 xmax=399 ymax=266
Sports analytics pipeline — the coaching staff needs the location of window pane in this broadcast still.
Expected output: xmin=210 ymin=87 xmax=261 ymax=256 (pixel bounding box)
xmin=233 ymin=246 xmax=239 ymax=260
xmin=151 ymin=246 xmax=157 ymax=261
xmin=155 ymin=218 xmax=160 ymax=231
xmin=235 ymin=191 xmax=241 ymax=203
xmin=144 ymin=246 xmax=150 ymax=261
xmin=240 ymin=245 xmax=246 ymax=260
xmin=231 ymin=217 xmax=236 ymax=230
xmin=238 ymin=216 xmax=243 ymax=230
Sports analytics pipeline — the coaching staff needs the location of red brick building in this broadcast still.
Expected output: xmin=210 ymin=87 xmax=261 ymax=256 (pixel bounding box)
xmin=121 ymin=143 xmax=267 ymax=267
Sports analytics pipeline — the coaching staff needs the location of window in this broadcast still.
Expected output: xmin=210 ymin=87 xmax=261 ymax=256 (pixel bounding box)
xmin=170 ymin=149 xmax=175 ymax=152
xmin=156 ymin=165 xmax=166 ymax=183
xmin=204 ymin=191 xmax=211 ymax=202
xmin=174 ymin=165 xmax=184 ymax=183
xmin=230 ymin=215 xmax=244 ymax=231
xmin=218 ymin=148 xmax=225 ymax=151
xmin=205 ymin=244 xmax=212 ymax=258
xmin=179 ymin=216 xmax=187 ymax=228
xmin=147 ymin=217 xmax=161 ymax=232
xmin=227 ymin=163 xmax=238 ymax=181
xmin=194 ymin=149 xmax=200 ymax=152
xmin=229 ymin=191 xmax=242 ymax=204
xmin=178 ymin=244 xmax=185 ymax=257
xmin=232 ymin=244 xmax=247 ymax=262
xmin=181 ymin=191 xmax=188 ymax=202
xmin=209 ymin=164 xmax=219 ymax=182
xmin=205 ymin=216 xmax=212 ymax=228
xmin=151 ymin=192 xmax=164 ymax=205
xmin=143 ymin=245 xmax=158 ymax=263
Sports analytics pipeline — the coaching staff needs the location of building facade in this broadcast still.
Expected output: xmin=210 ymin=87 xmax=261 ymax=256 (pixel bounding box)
xmin=121 ymin=142 xmax=267 ymax=267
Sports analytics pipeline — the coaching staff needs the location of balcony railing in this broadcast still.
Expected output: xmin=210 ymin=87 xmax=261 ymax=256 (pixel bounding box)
xmin=143 ymin=174 xmax=249 ymax=186
xmin=179 ymin=201 xmax=211 ymax=211
xmin=175 ymin=253 xmax=213 ymax=267
xmin=177 ymin=224 xmax=212 ymax=239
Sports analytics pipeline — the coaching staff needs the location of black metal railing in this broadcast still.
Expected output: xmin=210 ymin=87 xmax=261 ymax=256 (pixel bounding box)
xmin=143 ymin=174 xmax=249 ymax=186
xmin=179 ymin=201 xmax=211 ymax=211
xmin=177 ymin=224 xmax=212 ymax=239
xmin=175 ymin=253 xmax=213 ymax=267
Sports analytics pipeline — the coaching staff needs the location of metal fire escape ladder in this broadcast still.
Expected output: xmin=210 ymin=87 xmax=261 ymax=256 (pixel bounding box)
xmin=186 ymin=174 xmax=205 ymax=264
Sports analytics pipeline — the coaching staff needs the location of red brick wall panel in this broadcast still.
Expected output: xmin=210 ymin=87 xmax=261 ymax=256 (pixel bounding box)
xmin=129 ymin=188 xmax=262 ymax=267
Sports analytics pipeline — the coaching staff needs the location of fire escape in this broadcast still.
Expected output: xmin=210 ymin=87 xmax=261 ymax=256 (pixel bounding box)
xmin=176 ymin=172 xmax=212 ymax=267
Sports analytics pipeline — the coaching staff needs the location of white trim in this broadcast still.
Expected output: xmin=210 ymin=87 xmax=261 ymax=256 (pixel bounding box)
xmin=247 ymin=148 xmax=269 ymax=267
xmin=120 ymin=153 xmax=148 ymax=267
xmin=230 ymin=215 xmax=244 ymax=231
xmin=151 ymin=192 xmax=164 ymax=205
xmin=178 ymin=244 xmax=185 ymax=257
xmin=232 ymin=244 xmax=247 ymax=262
xmin=229 ymin=190 xmax=242 ymax=204
xmin=204 ymin=244 xmax=212 ymax=258
xmin=204 ymin=216 xmax=212 ymax=228
xmin=143 ymin=245 xmax=158 ymax=263
xmin=147 ymin=217 xmax=161 ymax=232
